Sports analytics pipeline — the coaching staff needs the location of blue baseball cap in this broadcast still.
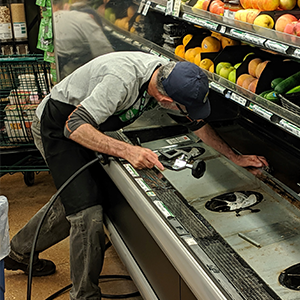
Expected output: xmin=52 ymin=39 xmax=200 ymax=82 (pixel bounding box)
xmin=162 ymin=61 xmax=211 ymax=120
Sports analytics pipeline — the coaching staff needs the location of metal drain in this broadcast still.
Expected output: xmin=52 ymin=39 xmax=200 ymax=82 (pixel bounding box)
xmin=205 ymin=191 xmax=263 ymax=216
xmin=279 ymin=263 xmax=300 ymax=291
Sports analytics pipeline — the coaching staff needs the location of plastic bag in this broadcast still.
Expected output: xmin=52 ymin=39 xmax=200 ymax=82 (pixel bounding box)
xmin=0 ymin=196 xmax=10 ymax=261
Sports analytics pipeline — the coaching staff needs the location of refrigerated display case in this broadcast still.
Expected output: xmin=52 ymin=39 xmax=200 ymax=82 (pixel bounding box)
xmin=51 ymin=1 xmax=300 ymax=299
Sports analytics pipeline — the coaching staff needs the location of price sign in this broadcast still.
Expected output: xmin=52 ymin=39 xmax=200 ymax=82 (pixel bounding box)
xmin=112 ymin=31 xmax=125 ymax=39
xmin=265 ymin=40 xmax=289 ymax=54
xmin=182 ymin=13 xmax=206 ymax=26
xmin=204 ymin=21 xmax=218 ymax=31
xmin=155 ymin=4 xmax=166 ymax=12
xmin=150 ymin=49 xmax=160 ymax=56
xmin=154 ymin=201 xmax=174 ymax=218
xmin=210 ymin=82 xmax=226 ymax=94
xmin=135 ymin=178 xmax=151 ymax=192
xmin=165 ymin=0 xmax=173 ymax=15
xmin=243 ymin=33 xmax=266 ymax=46
xmin=279 ymin=119 xmax=300 ymax=137
xmin=219 ymin=25 xmax=226 ymax=34
xmin=292 ymin=48 xmax=300 ymax=59
xmin=231 ymin=93 xmax=247 ymax=106
xmin=229 ymin=29 xmax=245 ymax=39
xmin=160 ymin=55 xmax=170 ymax=61
xmin=172 ymin=0 xmax=181 ymax=17
xmin=249 ymin=103 xmax=273 ymax=120
xmin=142 ymin=0 xmax=151 ymax=16
xmin=132 ymin=41 xmax=142 ymax=47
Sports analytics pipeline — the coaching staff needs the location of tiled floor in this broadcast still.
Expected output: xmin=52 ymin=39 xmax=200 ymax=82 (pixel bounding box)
xmin=1 ymin=171 xmax=143 ymax=300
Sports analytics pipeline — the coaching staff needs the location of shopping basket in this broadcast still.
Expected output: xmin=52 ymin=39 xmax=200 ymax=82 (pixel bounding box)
xmin=0 ymin=54 xmax=51 ymax=185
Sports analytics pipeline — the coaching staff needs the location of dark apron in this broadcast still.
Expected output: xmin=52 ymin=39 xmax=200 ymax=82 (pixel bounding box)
xmin=41 ymin=81 xmax=151 ymax=215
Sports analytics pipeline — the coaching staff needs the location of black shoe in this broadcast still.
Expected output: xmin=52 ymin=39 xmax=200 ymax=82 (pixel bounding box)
xmin=4 ymin=256 xmax=56 ymax=277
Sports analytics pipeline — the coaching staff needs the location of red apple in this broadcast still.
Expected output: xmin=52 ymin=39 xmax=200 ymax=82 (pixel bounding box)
xmin=279 ymin=0 xmax=297 ymax=10
xmin=283 ymin=21 xmax=297 ymax=34
xmin=246 ymin=9 xmax=260 ymax=24
xmin=216 ymin=6 xmax=225 ymax=15
xmin=293 ymin=21 xmax=300 ymax=36
xmin=202 ymin=0 xmax=210 ymax=10
xmin=275 ymin=14 xmax=298 ymax=32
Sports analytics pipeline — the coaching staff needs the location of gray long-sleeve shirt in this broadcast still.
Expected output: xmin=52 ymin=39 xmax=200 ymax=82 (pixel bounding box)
xmin=36 ymin=51 xmax=168 ymax=133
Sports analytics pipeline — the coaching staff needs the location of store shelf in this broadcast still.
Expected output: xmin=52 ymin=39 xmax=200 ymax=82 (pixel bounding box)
xmin=149 ymin=0 xmax=300 ymax=58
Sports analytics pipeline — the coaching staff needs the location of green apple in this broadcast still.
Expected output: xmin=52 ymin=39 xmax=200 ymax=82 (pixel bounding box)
xmin=216 ymin=62 xmax=232 ymax=75
xmin=104 ymin=8 xmax=115 ymax=20
xmin=228 ymin=69 xmax=236 ymax=83
xmin=219 ymin=66 xmax=235 ymax=79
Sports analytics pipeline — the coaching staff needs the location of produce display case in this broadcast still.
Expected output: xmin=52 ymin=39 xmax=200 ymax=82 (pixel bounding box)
xmin=50 ymin=0 xmax=300 ymax=299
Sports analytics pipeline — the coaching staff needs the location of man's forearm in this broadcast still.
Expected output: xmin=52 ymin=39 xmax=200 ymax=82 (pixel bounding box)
xmin=69 ymin=123 xmax=164 ymax=170
xmin=194 ymin=123 xmax=238 ymax=162
xmin=69 ymin=123 xmax=132 ymax=159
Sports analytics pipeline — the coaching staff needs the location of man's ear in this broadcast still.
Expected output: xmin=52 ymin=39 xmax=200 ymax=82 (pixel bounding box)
xmin=160 ymin=96 xmax=173 ymax=103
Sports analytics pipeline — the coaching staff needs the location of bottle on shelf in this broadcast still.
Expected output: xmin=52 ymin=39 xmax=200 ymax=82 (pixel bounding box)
xmin=0 ymin=0 xmax=13 ymax=43
xmin=10 ymin=0 xmax=27 ymax=42
xmin=228 ymin=0 xmax=242 ymax=19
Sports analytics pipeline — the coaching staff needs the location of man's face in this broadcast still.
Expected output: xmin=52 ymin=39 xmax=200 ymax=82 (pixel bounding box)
xmin=157 ymin=101 xmax=188 ymax=117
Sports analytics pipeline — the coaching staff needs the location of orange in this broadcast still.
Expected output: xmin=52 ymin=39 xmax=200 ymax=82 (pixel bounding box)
xmin=194 ymin=53 xmax=201 ymax=66
xmin=201 ymin=36 xmax=221 ymax=52
xmin=183 ymin=34 xmax=193 ymax=46
xmin=175 ymin=45 xmax=185 ymax=58
xmin=185 ymin=48 xmax=197 ymax=63
xmin=199 ymin=58 xmax=214 ymax=70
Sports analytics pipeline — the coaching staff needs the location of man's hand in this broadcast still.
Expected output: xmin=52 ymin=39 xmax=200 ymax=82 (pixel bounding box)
xmin=231 ymin=154 xmax=268 ymax=168
xmin=125 ymin=145 xmax=164 ymax=171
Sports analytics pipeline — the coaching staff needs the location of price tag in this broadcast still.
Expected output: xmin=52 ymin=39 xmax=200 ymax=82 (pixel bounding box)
xmin=112 ymin=31 xmax=125 ymax=39
xmin=132 ymin=41 xmax=142 ymax=47
xmin=231 ymin=93 xmax=247 ymax=106
xmin=279 ymin=119 xmax=300 ymax=137
xmin=140 ymin=45 xmax=151 ymax=52
xmin=249 ymin=103 xmax=273 ymax=120
xmin=204 ymin=21 xmax=218 ymax=31
xmin=292 ymin=48 xmax=300 ymax=59
xmin=243 ymin=33 xmax=266 ymax=46
xmin=219 ymin=25 xmax=226 ymax=34
xmin=265 ymin=40 xmax=289 ymax=54
xmin=154 ymin=201 xmax=174 ymax=218
xmin=165 ymin=0 xmax=173 ymax=15
xmin=172 ymin=0 xmax=181 ymax=17
xmin=155 ymin=4 xmax=166 ymax=12
xmin=210 ymin=81 xmax=226 ymax=94
xmin=229 ymin=29 xmax=245 ymax=39
xmin=137 ymin=0 xmax=146 ymax=13
xmin=150 ymin=49 xmax=160 ymax=56
xmin=160 ymin=55 xmax=170 ymax=61
xmin=182 ymin=13 xmax=205 ymax=26
xmin=124 ymin=164 xmax=139 ymax=177
xmin=142 ymin=0 xmax=151 ymax=16
xmin=135 ymin=178 xmax=151 ymax=192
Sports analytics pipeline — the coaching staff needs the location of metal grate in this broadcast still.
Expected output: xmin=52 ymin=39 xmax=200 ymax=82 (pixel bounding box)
xmin=0 ymin=55 xmax=51 ymax=146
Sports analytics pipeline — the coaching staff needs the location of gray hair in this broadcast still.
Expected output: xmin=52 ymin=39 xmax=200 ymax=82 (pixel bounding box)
xmin=156 ymin=61 xmax=176 ymax=96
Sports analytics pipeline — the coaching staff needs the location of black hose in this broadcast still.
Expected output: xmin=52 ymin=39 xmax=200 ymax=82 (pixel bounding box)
xmin=26 ymin=157 xmax=100 ymax=300
xmin=45 ymin=274 xmax=140 ymax=300
xmin=26 ymin=156 xmax=141 ymax=300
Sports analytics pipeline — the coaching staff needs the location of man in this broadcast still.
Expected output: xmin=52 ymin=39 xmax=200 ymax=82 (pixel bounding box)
xmin=52 ymin=0 xmax=114 ymax=79
xmin=4 ymin=51 xmax=268 ymax=299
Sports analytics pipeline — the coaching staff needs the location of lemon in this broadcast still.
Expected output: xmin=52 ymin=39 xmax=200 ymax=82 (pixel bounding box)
xmin=199 ymin=58 xmax=214 ymax=70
